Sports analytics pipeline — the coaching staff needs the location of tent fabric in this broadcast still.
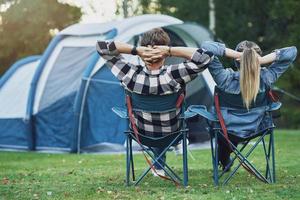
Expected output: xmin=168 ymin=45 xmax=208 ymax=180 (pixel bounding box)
xmin=59 ymin=14 xmax=182 ymax=36
xmin=0 ymin=58 xmax=40 ymax=118
xmin=0 ymin=15 xmax=215 ymax=153
xmin=33 ymin=35 xmax=107 ymax=114
xmin=80 ymin=65 xmax=127 ymax=151
xmin=0 ymin=56 xmax=40 ymax=150
xmin=38 ymin=47 xmax=95 ymax=111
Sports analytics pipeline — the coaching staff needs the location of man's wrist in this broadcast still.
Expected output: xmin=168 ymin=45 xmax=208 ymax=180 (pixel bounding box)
xmin=131 ymin=46 xmax=138 ymax=55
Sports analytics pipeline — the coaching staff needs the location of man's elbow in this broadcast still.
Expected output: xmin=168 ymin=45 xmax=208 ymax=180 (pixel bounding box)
xmin=96 ymin=41 xmax=108 ymax=55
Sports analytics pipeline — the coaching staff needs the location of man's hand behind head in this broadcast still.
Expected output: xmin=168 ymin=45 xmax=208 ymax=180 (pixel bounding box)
xmin=138 ymin=46 xmax=164 ymax=66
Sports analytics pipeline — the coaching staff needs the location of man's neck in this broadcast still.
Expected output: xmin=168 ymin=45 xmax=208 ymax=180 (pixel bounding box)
xmin=146 ymin=60 xmax=164 ymax=71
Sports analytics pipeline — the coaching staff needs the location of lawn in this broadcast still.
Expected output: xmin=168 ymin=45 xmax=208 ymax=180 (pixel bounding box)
xmin=0 ymin=130 xmax=299 ymax=200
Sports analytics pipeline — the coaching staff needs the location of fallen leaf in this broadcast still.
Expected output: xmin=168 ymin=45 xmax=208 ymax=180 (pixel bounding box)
xmin=47 ymin=191 xmax=52 ymax=196
xmin=2 ymin=177 xmax=9 ymax=185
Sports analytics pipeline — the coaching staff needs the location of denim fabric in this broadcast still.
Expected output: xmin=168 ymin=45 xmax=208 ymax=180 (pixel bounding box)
xmin=202 ymin=41 xmax=297 ymax=135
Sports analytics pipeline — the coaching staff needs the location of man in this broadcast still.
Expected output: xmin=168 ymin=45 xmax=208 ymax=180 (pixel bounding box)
xmin=96 ymin=28 xmax=213 ymax=176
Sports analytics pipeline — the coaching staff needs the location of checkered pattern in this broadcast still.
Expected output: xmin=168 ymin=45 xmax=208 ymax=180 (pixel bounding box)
xmin=97 ymin=41 xmax=214 ymax=136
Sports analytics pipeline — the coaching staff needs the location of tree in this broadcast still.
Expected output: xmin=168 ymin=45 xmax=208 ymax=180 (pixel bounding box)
xmin=133 ymin=0 xmax=300 ymax=128
xmin=138 ymin=0 xmax=209 ymax=26
xmin=116 ymin=0 xmax=141 ymax=18
xmin=214 ymin=0 xmax=300 ymax=128
xmin=0 ymin=0 xmax=82 ymax=75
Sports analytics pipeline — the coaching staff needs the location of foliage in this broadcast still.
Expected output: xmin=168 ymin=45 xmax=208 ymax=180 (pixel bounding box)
xmin=0 ymin=130 xmax=299 ymax=199
xmin=135 ymin=0 xmax=300 ymax=128
xmin=0 ymin=0 xmax=82 ymax=75
xmin=139 ymin=0 xmax=209 ymax=27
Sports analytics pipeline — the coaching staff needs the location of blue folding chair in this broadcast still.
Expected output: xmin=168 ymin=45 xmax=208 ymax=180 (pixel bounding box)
xmin=112 ymin=90 xmax=196 ymax=187
xmin=188 ymin=86 xmax=281 ymax=185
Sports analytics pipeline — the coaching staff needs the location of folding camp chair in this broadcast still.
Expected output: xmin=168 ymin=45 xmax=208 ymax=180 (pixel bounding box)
xmin=188 ymin=86 xmax=281 ymax=185
xmin=112 ymin=90 xmax=196 ymax=187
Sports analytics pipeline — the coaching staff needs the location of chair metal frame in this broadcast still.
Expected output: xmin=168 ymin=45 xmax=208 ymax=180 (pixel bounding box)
xmin=188 ymin=87 xmax=281 ymax=185
xmin=112 ymin=90 xmax=196 ymax=187
xmin=209 ymin=128 xmax=276 ymax=185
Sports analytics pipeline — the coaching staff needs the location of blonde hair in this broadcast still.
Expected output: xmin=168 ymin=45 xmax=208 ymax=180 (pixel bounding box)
xmin=239 ymin=42 xmax=261 ymax=109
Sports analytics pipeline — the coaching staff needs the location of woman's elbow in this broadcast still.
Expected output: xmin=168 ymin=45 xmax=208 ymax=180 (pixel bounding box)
xmin=291 ymin=46 xmax=298 ymax=61
xmin=280 ymin=46 xmax=298 ymax=62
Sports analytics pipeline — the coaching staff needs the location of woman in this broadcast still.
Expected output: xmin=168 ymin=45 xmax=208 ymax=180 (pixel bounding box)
xmin=199 ymin=40 xmax=297 ymax=170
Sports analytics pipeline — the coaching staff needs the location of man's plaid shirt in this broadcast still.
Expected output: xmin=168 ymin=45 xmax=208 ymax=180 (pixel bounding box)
xmin=96 ymin=41 xmax=213 ymax=137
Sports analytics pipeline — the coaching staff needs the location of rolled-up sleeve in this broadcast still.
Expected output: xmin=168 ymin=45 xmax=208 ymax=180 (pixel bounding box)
xmin=96 ymin=41 xmax=120 ymax=59
xmin=167 ymin=48 xmax=214 ymax=84
xmin=96 ymin=41 xmax=135 ymax=82
xmin=201 ymin=41 xmax=234 ymax=89
xmin=201 ymin=41 xmax=226 ymax=57
xmin=262 ymin=46 xmax=297 ymax=86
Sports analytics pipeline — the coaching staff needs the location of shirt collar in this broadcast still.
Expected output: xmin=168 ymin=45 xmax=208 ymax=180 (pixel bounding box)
xmin=142 ymin=66 xmax=162 ymax=75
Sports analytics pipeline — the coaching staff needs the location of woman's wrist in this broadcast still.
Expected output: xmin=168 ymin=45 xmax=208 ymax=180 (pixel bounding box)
xmin=259 ymin=52 xmax=277 ymax=65
xmin=225 ymin=48 xmax=242 ymax=59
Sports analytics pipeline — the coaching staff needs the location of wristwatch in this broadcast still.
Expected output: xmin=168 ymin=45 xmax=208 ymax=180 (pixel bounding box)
xmin=131 ymin=46 xmax=138 ymax=55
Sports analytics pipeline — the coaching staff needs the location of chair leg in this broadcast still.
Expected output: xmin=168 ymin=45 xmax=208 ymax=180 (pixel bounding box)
xmin=222 ymin=134 xmax=270 ymax=185
xmin=129 ymin=137 xmax=135 ymax=181
xmin=219 ymin=141 xmax=249 ymax=179
xmin=134 ymin=134 xmax=183 ymax=186
xmin=126 ymin=135 xmax=130 ymax=186
xmin=262 ymin=136 xmax=271 ymax=181
xmin=211 ymin=131 xmax=219 ymax=186
xmin=183 ymin=132 xmax=188 ymax=187
xmin=271 ymin=130 xmax=276 ymax=183
xmin=148 ymin=147 xmax=182 ymax=182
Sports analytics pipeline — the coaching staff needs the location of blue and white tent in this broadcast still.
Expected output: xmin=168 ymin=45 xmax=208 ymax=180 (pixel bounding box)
xmin=0 ymin=14 xmax=216 ymax=153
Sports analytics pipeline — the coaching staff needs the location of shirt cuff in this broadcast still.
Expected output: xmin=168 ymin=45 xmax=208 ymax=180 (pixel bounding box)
xmin=190 ymin=48 xmax=213 ymax=66
xmin=97 ymin=41 xmax=120 ymax=56
xmin=273 ymin=49 xmax=281 ymax=62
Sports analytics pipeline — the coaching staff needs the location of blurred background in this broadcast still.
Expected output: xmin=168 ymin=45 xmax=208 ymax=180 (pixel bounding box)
xmin=0 ymin=0 xmax=299 ymax=128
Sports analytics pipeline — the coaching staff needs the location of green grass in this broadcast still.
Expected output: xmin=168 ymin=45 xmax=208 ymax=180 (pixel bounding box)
xmin=0 ymin=130 xmax=299 ymax=200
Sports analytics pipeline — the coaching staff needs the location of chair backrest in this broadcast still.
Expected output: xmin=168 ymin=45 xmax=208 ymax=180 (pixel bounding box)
xmin=126 ymin=89 xmax=184 ymax=112
xmin=215 ymin=86 xmax=271 ymax=110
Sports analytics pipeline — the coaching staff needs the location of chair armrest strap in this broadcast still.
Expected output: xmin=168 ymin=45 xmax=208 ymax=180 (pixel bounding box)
xmin=267 ymin=102 xmax=282 ymax=111
xmin=183 ymin=110 xmax=198 ymax=119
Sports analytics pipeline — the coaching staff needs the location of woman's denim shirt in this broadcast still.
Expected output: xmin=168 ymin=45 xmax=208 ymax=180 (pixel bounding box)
xmin=202 ymin=41 xmax=297 ymax=136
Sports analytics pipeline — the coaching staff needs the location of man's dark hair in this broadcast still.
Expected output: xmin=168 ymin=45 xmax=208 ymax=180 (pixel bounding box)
xmin=140 ymin=28 xmax=170 ymax=46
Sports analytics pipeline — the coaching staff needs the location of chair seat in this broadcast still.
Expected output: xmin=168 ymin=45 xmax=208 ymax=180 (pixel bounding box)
xmin=112 ymin=106 xmax=197 ymax=120
xmin=126 ymin=130 xmax=184 ymax=148
xmin=211 ymin=117 xmax=275 ymax=142
xmin=212 ymin=128 xmax=274 ymax=142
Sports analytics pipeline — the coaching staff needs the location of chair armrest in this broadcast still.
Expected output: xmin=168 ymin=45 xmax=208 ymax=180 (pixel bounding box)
xmin=112 ymin=107 xmax=128 ymax=119
xmin=183 ymin=110 xmax=198 ymax=119
xmin=267 ymin=102 xmax=282 ymax=111
xmin=187 ymin=105 xmax=219 ymax=122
